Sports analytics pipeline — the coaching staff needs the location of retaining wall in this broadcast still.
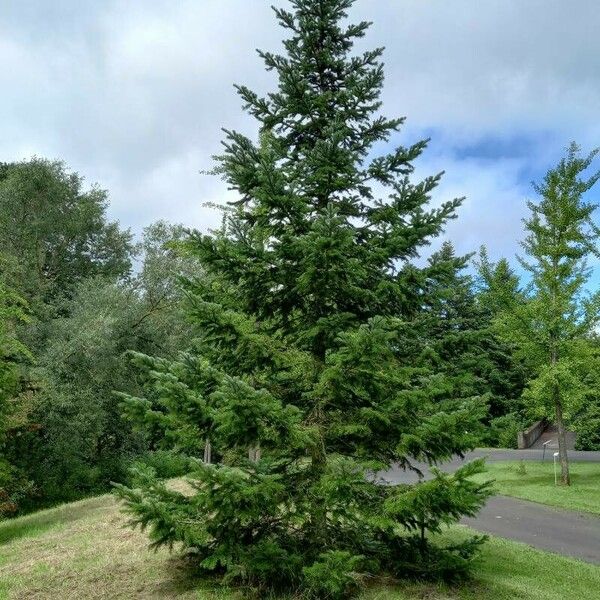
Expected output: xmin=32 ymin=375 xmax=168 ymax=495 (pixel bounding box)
xmin=517 ymin=419 xmax=547 ymax=449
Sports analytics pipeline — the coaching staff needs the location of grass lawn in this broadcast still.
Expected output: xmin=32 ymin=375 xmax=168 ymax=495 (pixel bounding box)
xmin=0 ymin=493 xmax=599 ymax=599
xmin=470 ymin=461 xmax=600 ymax=515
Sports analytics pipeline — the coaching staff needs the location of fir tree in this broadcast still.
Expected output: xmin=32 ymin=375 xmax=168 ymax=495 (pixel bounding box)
xmin=116 ymin=1 xmax=492 ymax=595
xmin=414 ymin=243 xmax=526 ymax=445
xmin=476 ymin=248 xmax=522 ymax=318
xmin=502 ymin=143 xmax=600 ymax=484
xmin=417 ymin=242 xmax=488 ymax=412
xmin=474 ymin=248 xmax=528 ymax=422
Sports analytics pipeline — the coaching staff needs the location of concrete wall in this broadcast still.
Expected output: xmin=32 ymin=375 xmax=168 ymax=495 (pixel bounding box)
xmin=517 ymin=419 xmax=547 ymax=449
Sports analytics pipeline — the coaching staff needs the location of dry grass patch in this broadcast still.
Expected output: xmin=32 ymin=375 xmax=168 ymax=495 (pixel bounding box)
xmin=0 ymin=494 xmax=229 ymax=599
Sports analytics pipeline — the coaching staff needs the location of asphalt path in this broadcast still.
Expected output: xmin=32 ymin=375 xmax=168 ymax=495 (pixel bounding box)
xmin=381 ymin=449 xmax=600 ymax=565
xmin=463 ymin=495 xmax=600 ymax=564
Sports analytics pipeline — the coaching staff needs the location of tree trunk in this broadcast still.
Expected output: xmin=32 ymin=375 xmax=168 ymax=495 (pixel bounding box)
xmin=419 ymin=519 xmax=427 ymax=556
xmin=203 ymin=438 xmax=212 ymax=464
xmin=309 ymin=436 xmax=328 ymax=546
xmin=248 ymin=444 xmax=261 ymax=463
xmin=551 ymin=343 xmax=570 ymax=485
xmin=554 ymin=394 xmax=570 ymax=485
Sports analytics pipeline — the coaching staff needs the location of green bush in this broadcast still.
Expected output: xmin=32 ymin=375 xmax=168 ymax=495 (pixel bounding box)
xmin=487 ymin=413 xmax=524 ymax=448
xmin=130 ymin=451 xmax=190 ymax=480
xmin=302 ymin=551 xmax=366 ymax=600
xmin=574 ymin=408 xmax=600 ymax=450
xmin=382 ymin=533 xmax=487 ymax=582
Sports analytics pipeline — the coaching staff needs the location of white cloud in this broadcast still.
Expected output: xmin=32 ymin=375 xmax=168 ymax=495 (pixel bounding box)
xmin=1 ymin=0 xmax=599 ymax=263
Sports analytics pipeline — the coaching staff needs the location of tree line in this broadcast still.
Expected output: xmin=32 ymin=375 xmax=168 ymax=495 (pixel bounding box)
xmin=0 ymin=159 xmax=199 ymax=514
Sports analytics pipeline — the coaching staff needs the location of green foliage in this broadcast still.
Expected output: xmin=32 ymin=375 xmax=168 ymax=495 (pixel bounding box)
xmin=0 ymin=276 xmax=32 ymax=515
xmin=382 ymin=459 xmax=492 ymax=580
xmin=497 ymin=143 xmax=600 ymax=483
xmin=413 ymin=242 xmax=527 ymax=430
xmin=6 ymin=222 xmax=196 ymax=508
xmin=303 ymin=551 xmax=366 ymax=599
xmin=0 ymin=158 xmax=132 ymax=311
xmin=130 ymin=450 xmax=191 ymax=480
xmin=486 ymin=413 xmax=524 ymax=449
xmin=0 ymin=158 xmax=139 ymax=510
xmin=574 ymin=404 xmax=600 ymax=450
xmin=116 ymin=1 xmax=492 ymax=596
xmin=571 ymin=338 xmax=600 ymax=450
xmin=474 ymin=248 xmax=528 ymax=419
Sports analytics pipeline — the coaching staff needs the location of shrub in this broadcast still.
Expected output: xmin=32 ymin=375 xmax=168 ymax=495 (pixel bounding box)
xmin=574 ymin=407 xmax=600 ymax=450
xmin=302 ymin=551 xmax=366 ymax=600
xmin=486 ymin=413 xmax=524 ymax=448
xmin=130 ymin=451 xmax=190 ymax=480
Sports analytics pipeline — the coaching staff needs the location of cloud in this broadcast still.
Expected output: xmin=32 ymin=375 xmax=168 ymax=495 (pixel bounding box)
xmin=356 ymin=0 xmax=600 ymax=141
xmin=1 ymin=0 xmax=599 ymax=266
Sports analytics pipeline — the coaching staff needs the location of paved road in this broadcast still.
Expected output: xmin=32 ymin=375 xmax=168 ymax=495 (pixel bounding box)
xmin=463 ymin=495 xmax=600 ymax=564
xmin=381 ymin=449 xmax=600 ymax=564
xmin=530 ymin=424 xmax=577 ymax=450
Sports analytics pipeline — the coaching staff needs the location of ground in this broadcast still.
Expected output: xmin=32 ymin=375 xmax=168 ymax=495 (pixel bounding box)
xmin=471 ymin=461 xmax=600 ymax=515
xmin=1 ymin=492 xmax=599 ymax=599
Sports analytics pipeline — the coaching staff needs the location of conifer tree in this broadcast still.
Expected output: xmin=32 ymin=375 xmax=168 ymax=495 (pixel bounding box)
xmin=502 ymin=143 xmax=600 ymax=484
xmin=116 ymin=1 xmax=492 ymax=595
xmin=415 ymin=243 xmax=526 ymax=445
xmin=417 ymin=242 xmax=488 ymax=411
xmin=476 ymin=248 xmax=522 ymax=318
xmin=474 ymin=249 xmax=528 ymax=424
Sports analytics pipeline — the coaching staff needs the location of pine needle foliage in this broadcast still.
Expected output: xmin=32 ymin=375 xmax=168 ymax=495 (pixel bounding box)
xmin=115 ymin=1 xmax=492 ymax=596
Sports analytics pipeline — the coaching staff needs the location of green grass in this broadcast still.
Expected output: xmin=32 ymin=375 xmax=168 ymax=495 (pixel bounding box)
xmin=0 ymin=493 xmax=598 ymax=599
xmin=363 ymin=529 xmax=600 ymax=599
xmin=471 ymin=461 xmax=600 ymax=515
xmin=0 ymin=496 xmax=110 ymax=546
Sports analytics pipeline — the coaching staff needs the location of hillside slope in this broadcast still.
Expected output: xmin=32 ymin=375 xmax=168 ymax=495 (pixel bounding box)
xmin=0 ymin=492 xmax=599 ymax=599
xmin=0 ymin=494 xmax=217 ymax=599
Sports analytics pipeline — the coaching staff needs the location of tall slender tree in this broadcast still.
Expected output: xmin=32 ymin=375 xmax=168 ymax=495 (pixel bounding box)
xmin=507 ymin=143 xmax=600 ymax=485
xmin=417 ymin=243 xmax=487 ymax=410
xmin=116 ymin=2 xmax=491 ymax=596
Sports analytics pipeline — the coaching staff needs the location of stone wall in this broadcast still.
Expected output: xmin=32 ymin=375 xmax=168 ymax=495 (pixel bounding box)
xmin=517 ymin=419 xmax=547 ymax=449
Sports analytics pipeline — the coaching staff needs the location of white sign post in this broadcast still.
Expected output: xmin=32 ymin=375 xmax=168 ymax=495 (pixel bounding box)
xmin=553 ymin=451 xmax=559 ymax=485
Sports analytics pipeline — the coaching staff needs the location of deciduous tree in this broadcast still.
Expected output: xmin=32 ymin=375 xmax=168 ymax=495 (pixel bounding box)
xmin=502 ymin=143 xmax=600 ymax=484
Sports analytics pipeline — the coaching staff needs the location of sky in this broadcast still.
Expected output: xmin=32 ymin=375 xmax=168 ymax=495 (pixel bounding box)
xmin=2 ymin=0 xmax=600 ymax=277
